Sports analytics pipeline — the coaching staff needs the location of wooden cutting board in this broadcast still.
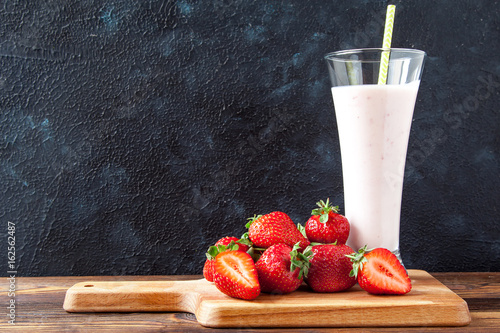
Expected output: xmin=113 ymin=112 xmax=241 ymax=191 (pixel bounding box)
xmin=63 ymin=269 xmax=471 ymax=328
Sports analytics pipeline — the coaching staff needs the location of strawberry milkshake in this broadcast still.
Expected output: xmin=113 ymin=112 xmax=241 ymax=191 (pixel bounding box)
xmin=325 ymin=48 xmax=426 ymax=261
xmin=331 ymin=82 xmax=420 ymax=254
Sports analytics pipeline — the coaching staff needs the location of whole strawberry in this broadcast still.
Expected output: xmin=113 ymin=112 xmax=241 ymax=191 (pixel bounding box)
xmin=246 ymin=211 xmax=310 ymax=250
xmin=213 ymin=250 xmax=261 ymax=300
xmin=305 ymin=244 xmax=357 ymax=293
xmin=203 ymin=236 xmax=250 ymax=282
xmin=348 ymin=246 xmax=411 ymax=295
xmin=305 ymin=199 xmax=350 ymax=244
xmin=255 ymin=243 xmax=310 ymax=294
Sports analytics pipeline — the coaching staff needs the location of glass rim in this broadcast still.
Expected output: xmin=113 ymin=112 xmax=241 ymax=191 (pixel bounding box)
xmin=324 ymin=48 xmax=426 ymax=62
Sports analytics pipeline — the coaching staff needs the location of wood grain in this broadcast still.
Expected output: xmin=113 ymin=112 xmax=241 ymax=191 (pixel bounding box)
xmin=1 ymin=272 xmax=498 ymax=332
xmin=62 ymin=270 xmax=471 ymax=328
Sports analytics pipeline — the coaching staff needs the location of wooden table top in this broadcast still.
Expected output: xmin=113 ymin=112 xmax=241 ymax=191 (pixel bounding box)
xmin=1 ymin=272 xmax=499 ymax=332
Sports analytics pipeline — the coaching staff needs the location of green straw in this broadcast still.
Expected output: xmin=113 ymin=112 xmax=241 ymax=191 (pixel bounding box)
xmin=378 ymin=4 xmax=396 ymax=85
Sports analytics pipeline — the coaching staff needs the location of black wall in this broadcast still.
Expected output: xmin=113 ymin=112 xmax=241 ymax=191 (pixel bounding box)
xmin=1 ymin=0 xmax=499 ymax=276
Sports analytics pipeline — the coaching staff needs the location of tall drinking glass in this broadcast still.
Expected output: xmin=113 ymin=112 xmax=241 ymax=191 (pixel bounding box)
xmin=325 ymin=48 xmax=426 ymax=263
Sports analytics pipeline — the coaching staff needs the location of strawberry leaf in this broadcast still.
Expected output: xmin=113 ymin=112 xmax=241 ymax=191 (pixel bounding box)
xmin=246 ymin=246 xmax=263 ymax=262
xmin=224 ymin=241 xmax=239 ymax=252
xmin=346 ymin=245 xmax=372 ymax=278
xmin=245 ymin=214 xmax=262 ymax=229
xmin=290 ymin=242 xmax=313 ymax=279
xmin=311 ymin=198 xmax=340 ymax=222
xmin=309 ymin=242 xmax=327 ymax=246
xmin=206 ymin=245 xmax=220 ymax=260
xmin=297 ymin=223 xmax=307 ymax=238
xmin=237 ymin=233 xmax=253 ymax=247
xmin=206 ymin=241 xmax=241 ymax=260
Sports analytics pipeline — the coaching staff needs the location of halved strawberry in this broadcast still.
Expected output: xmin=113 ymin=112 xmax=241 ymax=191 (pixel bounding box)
xmin=348 ymin=246 xmax=412 ymax=295
xmin=213 ymin=251 xmax=261 ymax=300
xmin=203 ymin=236 xmax=251 ymax=282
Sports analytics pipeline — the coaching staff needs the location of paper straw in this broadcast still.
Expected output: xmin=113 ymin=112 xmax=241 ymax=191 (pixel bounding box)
xmin=346 ymin=61 xmax=358 ymax=85
xmin=378 ymin=4 xmax=396 ymax=85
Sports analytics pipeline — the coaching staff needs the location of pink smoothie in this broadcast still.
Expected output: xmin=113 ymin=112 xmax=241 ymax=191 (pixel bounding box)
xmin=331 ymin=82 xmax=420 ymax=252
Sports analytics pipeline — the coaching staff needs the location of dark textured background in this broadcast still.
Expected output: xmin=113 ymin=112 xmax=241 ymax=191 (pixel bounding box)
xmin=1 ymin=0 xmax=499 ymax=276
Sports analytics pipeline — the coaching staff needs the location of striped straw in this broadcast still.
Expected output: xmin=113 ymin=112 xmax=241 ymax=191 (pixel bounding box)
xmin=346 ymin=61 xmax=358 ymax=85
xmin=377 ymin=4 xmax=396 ymax=85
